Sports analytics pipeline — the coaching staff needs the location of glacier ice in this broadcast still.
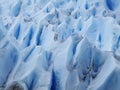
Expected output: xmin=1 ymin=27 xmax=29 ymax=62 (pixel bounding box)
xmin=0 ymin=0 xmax=120 ymax=90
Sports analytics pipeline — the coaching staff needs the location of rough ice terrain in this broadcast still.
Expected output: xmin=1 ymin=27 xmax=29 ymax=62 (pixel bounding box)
xmin=0 ymin=0 xmax=120 ymax=90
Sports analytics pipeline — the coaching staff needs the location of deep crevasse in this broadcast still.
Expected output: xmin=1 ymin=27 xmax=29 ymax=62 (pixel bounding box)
xmin=0 ymin=0 xmax=120 ymax=90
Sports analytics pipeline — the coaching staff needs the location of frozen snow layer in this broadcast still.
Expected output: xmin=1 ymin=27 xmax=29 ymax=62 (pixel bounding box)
xmin=0 ymin=0 xmax=120 ymax=90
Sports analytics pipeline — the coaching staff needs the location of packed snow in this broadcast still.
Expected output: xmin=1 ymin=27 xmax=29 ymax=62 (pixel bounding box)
xmin=0 ymin=0 xmax=120 ymax=90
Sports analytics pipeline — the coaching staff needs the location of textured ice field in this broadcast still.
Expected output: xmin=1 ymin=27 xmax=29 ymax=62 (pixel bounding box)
xmin=0 ymin=0 xmax=120 ymax=90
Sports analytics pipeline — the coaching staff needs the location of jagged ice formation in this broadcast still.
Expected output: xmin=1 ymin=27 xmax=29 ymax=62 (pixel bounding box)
xmin=0 ymin=0 xmax=120 ymax=90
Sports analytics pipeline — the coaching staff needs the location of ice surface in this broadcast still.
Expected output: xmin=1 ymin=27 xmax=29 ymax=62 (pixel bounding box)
xmin=0 ymin=0 xmax=120 ymax=90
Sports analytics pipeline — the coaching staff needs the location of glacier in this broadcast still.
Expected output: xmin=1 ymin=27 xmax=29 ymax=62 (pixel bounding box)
xmin=0 ymin=0 xmax=120 ymax=90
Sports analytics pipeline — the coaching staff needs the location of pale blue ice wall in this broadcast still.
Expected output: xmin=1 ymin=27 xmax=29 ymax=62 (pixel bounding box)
xmin=0 ymin=0 xmax=120 ymax=90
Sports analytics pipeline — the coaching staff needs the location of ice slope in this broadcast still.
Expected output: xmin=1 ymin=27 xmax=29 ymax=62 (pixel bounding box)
xmin=0 ymin=0 xmax=120 ymax=90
